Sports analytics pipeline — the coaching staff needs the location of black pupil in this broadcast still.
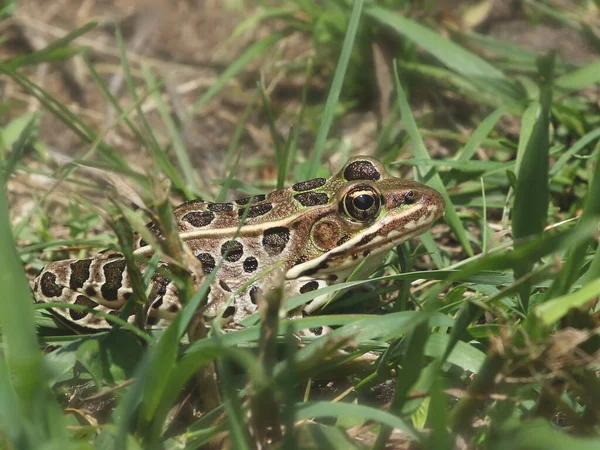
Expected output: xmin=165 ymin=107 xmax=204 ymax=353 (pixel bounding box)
xmin=353 ymin=194 xmax=375 ymax=210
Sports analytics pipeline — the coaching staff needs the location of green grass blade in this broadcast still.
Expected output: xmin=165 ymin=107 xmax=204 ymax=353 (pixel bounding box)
xmin=307 ymin=0 xmax=364 ymax=177
xmin=0 ymin=170 xmax=67 ymax=448
xmin=2 ymin=113 xmax=38 ymax=178
xmin=556 ymin=59 xmax=600 ymax=91
xmin=4 ymin=22 xmax=96 ymax=69
xmin=295 ymin=401 xmax=419 ymax=441
xmin=511 ymin=54 xmax=554 ymax=311
xmin=191 ymin=33 xmax=282 ymax=114
xmin=535 ymin=277 xmax=600 ymax=326
xmin=143 ymin=66 xmax=202 ymax=195
xmin=393 ymin=62 xmax=474 ymax=257
xmin=454 ymin=107 xmax=506 ymax=162
xmin=366 ymin=6 xmax=522 ymax=105
xmin=545 ymin=152 xmax=600 ymax=298
xmin=366 ymin=7 xmax=504 ymax=78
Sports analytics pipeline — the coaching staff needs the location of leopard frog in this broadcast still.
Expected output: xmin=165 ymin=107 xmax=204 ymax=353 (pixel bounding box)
xmin=34 ymin=156 xmax=445 ymax=330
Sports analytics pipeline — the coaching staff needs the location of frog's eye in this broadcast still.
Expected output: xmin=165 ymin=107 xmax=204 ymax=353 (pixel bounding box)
xmin=343 ymin=186 xmax=381 ymax=222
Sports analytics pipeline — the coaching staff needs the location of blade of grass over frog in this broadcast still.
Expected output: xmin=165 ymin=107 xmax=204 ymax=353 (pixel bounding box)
xmin=393 ymin=63 xmax=474 ymax=257
xmin=307 ymin=0 xmax=364 ymax=178
xmin=454 ymin=107 xmax=506 ymax=162
xmin=191 ymin=33 xmax=282 ymax=115
xmin=295 ymin=402 xmax=419 ymax=441
xmin=550 ymin=128 xmax=600 ymax=176
xmin=512 ymin=54 xmax=553 ymax=311
xmin=34 ymin=303 xmax=151 ymax=343
xmin=3 ymin=21 xmax=96 ymax=69
xmin=2 ymin=113 xmax=37 ymax=179
xmin=546 ymin=154 xmax=600 ymax=298
xmin=143 ymin=65 xmax=202 ymax=195
xmin=115 ymin=28 xmax=192 ymax=199
xmin=556 ymin=59 xmax=600 ymax=91
xmin=535 ymin=277 xmax=600 ymax=326
xmin=243 ymin=270 xmax=512 ymax=326
xmin=0 ymin=170 xmax=68 ymax=447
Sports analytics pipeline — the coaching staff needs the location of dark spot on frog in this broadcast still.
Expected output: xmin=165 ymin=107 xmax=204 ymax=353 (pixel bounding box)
xmin=250 ymin=285 xmax=262 ymax=305
xmin=343 ymin=160 xmax=380 ymax=181
xmin=336 ymin=234 xmax=350 ymax=246
xmin=196 ymin=252 xmax=216 ymax=274
xmin=183 ymin=211 xmax=215 ymax=227
xmin=292 ymin=178 xmax=326 ymax=192
xmin=223 ymin=306 xmax=236 ymax=318
xmin=301 ymin=261 xmax=329 ymax=277
xmin=300 ymin=281 xmax=319 ymax=294
xmin=294 ymin=192 xmax=329 ymax=207
xmin=152 ymin=298 xmax=163 ymax=309
xmin=208 ymin=202 xmax=234 ymax=212
xmin=238 ymin=202 xmax=273 ymax=219
xmin=310 ymin=326 xmax=324 ymax=336
xmin=235 ymin=194 xmax=266 ymax=206
xmin=262 ymin=227 xmax=290 ymax=256
xmin=69 ymin=259 xmax=92 ymax=290
xmin=147 ymin=316 xmax=160 ymax=326
xmin=101 ymin=259 xmax=127 ymax=301
xmin=219 ymin=279 xmax=232 ymax=292
xmin=221 ymin=240 xmax=244 ymax=262
xmin=85 ymin=286 xmax=96 ymax=297
xmin=243 ymin=256 xmax=258 ymax=273
xmin=69 ymin=295 xmax=97 ymax=321
xmin=40 ymin=272 xmax=64 ymax=298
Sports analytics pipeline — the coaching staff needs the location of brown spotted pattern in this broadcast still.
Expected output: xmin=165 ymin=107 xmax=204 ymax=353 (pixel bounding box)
xmin=33 ymin=155 xmax=445 ymax=332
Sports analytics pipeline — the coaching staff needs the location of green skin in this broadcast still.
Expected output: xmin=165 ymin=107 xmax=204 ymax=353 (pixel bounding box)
xmin=34 ymin=156 xmax=445 ymax=330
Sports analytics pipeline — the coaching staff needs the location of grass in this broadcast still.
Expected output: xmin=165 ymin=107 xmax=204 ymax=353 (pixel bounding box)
xmin=2 ymin=1 xmax=600 ymax=449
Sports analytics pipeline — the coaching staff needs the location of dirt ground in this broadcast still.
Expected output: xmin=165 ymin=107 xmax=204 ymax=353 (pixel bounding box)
xmin=2 ymin=1 xmax=598 ymax=222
